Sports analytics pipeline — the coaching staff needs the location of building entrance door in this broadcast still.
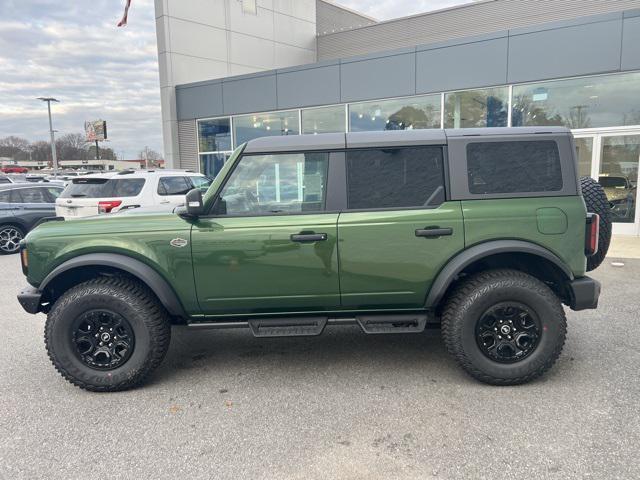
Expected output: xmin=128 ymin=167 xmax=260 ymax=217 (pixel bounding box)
xmin=574 ymin=131 xmax=640 ymax=236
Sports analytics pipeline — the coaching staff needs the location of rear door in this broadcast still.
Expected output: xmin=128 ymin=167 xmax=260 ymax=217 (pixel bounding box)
xmin=337 ymin=145 xmax=465 ymax=309
xmin=11 ymin=186 xmax=57 ymax=230
xmin=156 ymin=175 xmax=193 ymax=207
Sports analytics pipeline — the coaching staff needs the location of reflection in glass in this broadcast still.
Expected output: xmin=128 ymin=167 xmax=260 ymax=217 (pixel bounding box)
xmin=219 ymin=152 xmax=329 ymax=215
xmin=444 ymin=87 xmax=508 ymax=128
xmin=301 ymin=105 xmax=346 ymax=134
xmin=200 ymin=153 xmax=230 ymax=178
xmin=512 ymin=72 xmax=640 ymax=129
xmin=198 ymin=118 xmax=231 ymax=152
xmin=575 ymin=137 xmax=594 ymax=178
xmin=349 ymin=95 xmax=441 ymax=131
xmin=599 ymin=136 xmax=639 ymax=223
xmin=233 ymin=111 xmax=299 ymax=145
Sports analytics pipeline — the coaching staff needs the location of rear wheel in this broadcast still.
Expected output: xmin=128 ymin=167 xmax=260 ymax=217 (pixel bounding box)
xmin=45 ymin=277 xmax=171 ymax=392
xmin=0 ymin=224 xmax=24 ymax=255
xmin=580 ymin=176 xmax=612 ymax=271
xmin=442 ymin=269 xmax=566 ymax=385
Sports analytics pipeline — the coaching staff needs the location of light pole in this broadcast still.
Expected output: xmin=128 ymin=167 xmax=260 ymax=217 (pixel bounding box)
xmin=37 ymin=97 xmax=60 ymax=176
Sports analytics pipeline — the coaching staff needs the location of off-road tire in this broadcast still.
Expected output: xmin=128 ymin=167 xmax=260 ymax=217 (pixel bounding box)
xmin=442 ymin=269 xmax=566 ymax=385
xmin=45 ymin=276 xmax=171 ymax=392
xmin=580 ymin=176 xmax=611 ymax=271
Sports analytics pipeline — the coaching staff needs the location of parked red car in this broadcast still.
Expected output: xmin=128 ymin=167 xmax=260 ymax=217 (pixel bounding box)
xmin=1 ymin=167 xmax=28 ymax=174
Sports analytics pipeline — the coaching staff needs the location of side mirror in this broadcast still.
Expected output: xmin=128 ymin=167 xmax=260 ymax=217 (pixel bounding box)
xmin=185 ymin=188 xmax=204 ymax=217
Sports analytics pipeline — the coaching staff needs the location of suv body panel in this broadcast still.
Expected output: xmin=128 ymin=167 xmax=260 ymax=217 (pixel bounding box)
xmin=191 ymin=213 xmax=340 ymax=314
xmin=337 ymin=202 xmax=464 ymax=309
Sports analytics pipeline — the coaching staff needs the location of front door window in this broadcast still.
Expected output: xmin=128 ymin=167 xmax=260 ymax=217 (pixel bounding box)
xmin=217 ymin=152 xmax=329 ymax=216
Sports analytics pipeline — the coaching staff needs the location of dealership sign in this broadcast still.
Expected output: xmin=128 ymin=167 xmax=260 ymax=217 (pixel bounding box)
xmin=85 ymin=120 xmax=108 ymax=142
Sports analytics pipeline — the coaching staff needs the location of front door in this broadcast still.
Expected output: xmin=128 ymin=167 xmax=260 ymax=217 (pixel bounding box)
xmin=337 ymin=145 xmax=465 ymax=309
xmin=191 ymin=151 xmax=340 ymax=315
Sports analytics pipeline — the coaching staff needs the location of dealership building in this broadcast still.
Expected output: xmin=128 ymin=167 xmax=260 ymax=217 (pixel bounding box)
xmin=154 ymin=0 xmax=640 ymax=234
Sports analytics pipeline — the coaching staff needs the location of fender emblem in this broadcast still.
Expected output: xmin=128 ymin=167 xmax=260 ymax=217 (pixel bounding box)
xmin=170 ymin=238 xmax=188 ymax=248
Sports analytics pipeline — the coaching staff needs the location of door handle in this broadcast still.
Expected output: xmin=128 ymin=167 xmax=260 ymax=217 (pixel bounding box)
xmin=415 ymin=227 xmax=453 ymax=238
xmin=290 ymin=233 xmax=328 ymax=243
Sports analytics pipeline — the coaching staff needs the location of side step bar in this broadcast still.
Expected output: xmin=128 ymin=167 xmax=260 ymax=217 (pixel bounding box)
xmin=188 ymin=313 xmax=430 ymax=337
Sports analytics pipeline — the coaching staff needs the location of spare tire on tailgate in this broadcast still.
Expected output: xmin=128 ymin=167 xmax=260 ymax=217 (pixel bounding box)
xmin=580 ymin=176 xmax=612 ymax=271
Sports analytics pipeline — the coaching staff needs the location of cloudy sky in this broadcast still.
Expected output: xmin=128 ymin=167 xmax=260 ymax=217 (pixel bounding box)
xmin=0 ymin=0 xmax=469 ymax=159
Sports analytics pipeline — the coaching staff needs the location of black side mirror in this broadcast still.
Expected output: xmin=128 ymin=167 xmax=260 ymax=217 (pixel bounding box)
xmin=185 ymin=188 xmax=204 ymax=217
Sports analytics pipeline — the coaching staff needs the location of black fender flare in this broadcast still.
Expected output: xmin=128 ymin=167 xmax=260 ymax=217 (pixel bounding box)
xmin=425 ymin=240 xmax=574 ymax=308
xmin=40 ymin=253 xmax=187 ymax=318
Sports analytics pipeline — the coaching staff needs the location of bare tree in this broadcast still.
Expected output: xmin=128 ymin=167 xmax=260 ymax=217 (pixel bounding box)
xmin=0 ymin=136 xmax=30 ymax=158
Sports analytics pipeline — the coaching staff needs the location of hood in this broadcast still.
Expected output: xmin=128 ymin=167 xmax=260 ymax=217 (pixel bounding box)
xmin=26 ymin=210 xmax=191 ymax=242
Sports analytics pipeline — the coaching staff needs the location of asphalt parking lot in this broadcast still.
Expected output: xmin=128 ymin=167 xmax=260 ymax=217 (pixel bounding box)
xmin=1 ymin=253 xmax=639 ymax=480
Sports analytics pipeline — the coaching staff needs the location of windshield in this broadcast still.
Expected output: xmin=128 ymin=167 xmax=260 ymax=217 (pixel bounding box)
xmin=598 ymin=176 xmax=628 ymax=188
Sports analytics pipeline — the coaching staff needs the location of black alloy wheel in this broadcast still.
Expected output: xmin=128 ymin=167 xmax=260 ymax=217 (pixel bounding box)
xmin=475 ymin=302 xmax=541 ymax=363
xmin=71 ymin=310 xmax=135 ymax=370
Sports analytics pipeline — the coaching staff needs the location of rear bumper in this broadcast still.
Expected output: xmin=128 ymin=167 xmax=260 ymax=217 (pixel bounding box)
xmin=17 ymin=286 xmax=43 ymax=314
xmin=568 ymin=276 xmax=601 ymax=311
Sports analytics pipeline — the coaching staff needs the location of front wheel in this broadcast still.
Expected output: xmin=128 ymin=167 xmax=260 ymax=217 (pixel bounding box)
xmin=0 ymin=224 xmax=24 ymax=255
xmin=441 ymin=269 xmax=566 ymax=385
xmin=45 ymin=277 xmax=171 ymax=392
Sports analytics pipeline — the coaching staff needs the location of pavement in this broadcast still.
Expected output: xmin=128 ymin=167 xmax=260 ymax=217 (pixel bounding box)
xmin=1 ymin=247 xmax=639 ymax=480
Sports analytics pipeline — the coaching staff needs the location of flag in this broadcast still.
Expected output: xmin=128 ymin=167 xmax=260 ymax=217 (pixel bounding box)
xmin=117 ymin=0 xmax=132 ymax=27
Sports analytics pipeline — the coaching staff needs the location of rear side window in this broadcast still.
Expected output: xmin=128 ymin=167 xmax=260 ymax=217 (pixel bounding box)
xmin=346 ymin=147 xmax=445 ymax=209
xmin=13 ymin=187 xmax=51 ymax=203
xmin=112 ymin=179 xmax=145 ymax=197
xmin=158 ymin=176 xmax=192 ymax=196
xmin=61 ymin=178 xmax=145 ymax=198
xmin=467 ymin=141 xmax=562 ymax=194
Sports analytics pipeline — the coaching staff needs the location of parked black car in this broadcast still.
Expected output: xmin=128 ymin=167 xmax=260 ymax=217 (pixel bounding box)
xmin=0 ymin=184 xmax=63 ymax=254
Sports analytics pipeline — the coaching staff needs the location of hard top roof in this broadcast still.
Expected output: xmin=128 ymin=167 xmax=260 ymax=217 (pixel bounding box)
xmin=242 ymin=127 xmax=572 ymax=153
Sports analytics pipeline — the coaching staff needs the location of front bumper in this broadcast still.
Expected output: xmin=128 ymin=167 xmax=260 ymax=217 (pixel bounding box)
xmin=568 ymin=276 xmax=601 ymax=311
xmin=17 ymin=286 xmax=43 ymax=314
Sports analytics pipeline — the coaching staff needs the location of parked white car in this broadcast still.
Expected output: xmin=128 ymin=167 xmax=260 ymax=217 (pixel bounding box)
xmin=55 ymin=169 xmax=212 ymax=218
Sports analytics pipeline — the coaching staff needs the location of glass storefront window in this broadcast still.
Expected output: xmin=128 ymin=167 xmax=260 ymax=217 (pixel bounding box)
xmin=444 ymin=87 xmax=508 ymax=128
xmin=599 ymin=135 xmax=639 ymax=224
xmin=198 ymin=118 xmax=231 ymax=152
xmin=575 ymin=137 xmax=594 ymax=178
xmin=233 ymin=110 xmax=299 ymax=145
xmin=512 ymin=72 xmax=640 ymax=129
xmin=200 ymin=152 xmax=230 ymax=178
xmin=349 ymin=95 xmax=441 ymax=131
xmin=301 ymin=105 xmax=345 ymax=134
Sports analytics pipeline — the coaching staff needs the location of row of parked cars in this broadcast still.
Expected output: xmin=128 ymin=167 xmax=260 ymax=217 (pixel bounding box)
xmin=0 ymin=170 xmax=211 ymax=254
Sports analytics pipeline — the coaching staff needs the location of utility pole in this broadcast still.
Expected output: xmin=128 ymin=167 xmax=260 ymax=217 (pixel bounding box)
xmin=37 ymin=97 xmax=60 ymax=176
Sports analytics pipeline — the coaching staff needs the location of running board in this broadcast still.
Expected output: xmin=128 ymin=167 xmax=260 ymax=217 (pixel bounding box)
xmin=356 ymin=313 xmax=427 ymax=334
xmin=187 ymin=313 xmax=431 ymax=336
xmin=247 ymin=317 xmax=328 ymax=337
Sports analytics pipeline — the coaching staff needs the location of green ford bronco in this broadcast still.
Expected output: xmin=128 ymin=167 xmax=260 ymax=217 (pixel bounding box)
xmin=18 ymin=127 xmax=611 ymax=391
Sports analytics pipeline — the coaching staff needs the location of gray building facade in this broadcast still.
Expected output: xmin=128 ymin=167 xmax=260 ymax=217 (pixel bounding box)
xmin=155 ymin=0 xmax=640 ymax=235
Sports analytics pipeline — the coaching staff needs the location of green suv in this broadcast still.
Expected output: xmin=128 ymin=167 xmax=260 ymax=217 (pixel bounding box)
xmin=17 ymin=127 xmax=611 ymax=391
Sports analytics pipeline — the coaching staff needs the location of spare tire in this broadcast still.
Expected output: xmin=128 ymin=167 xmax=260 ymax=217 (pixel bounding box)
xmin=580 ymin=176 xmax=612 ymax=271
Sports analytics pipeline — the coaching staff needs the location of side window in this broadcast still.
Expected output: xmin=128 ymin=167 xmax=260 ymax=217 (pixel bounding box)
xmin=158 ymin=176 xmax=192 ymax=196
xmin=467 ymin=140 xmax=563 ymax=194
xmin=47 ymin=187 xmax=63 ymax=200
xmin=346 ymin=147 xmax=445 ymax=209
xmin=218 ymin=152 xmax=329 ymax=215
xmin=190 ymin=176 xmax=213 ymax=190
xmin=112 ymin=179 xmax=145 ymax=197
xmin=15 ymin=187 xmax=50 ymax=203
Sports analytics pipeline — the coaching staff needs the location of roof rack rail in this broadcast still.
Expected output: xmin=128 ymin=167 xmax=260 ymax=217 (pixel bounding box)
xmin=117 ymin=169 xmax=135 ymax=175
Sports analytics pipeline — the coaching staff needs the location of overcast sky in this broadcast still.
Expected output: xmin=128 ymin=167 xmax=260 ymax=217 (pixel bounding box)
xmin=0 ymin=0 xmax=470 ymax=159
